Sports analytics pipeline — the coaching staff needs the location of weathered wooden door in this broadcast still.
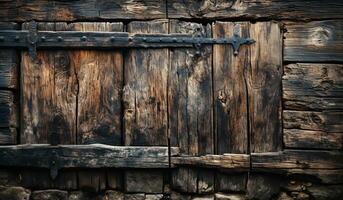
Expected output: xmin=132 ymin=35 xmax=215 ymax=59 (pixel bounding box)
xmin=4 ymin=19 xmax=282 ymax=195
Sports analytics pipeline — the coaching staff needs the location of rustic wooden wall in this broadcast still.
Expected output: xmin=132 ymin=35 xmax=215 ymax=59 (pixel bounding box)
xmin=0 ymin=1 xmax=342 ymax=200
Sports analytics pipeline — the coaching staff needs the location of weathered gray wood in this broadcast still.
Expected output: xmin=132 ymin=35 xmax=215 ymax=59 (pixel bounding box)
xmin=283 ymin=169 xmax=343 ymax=184
xmin=78 ymin=170 xmax=106 ymax=192
xmin=0 ymin=0 xmax=166 ymax=21
xmin=215 ymin=172 xmax=247 ymax=193
xmin=171 ymin=154 xmax=250 ymax=170
xmin=124 ymin=20 xmax=169 ymax=146
xmin=283 ymin=111 xmax=343 ymax=133
xmin=0 ymin=144 xmax=179 ymax=168
xmin=167 ymin=1 xmax=343 ymax=20
xmin=249 ymin=21 xmax=283 ymax=153
xmin=284 ymin=20 xmax=343 ymax=62
xmin=68 ymin=22 xmax=124 ymax=145
xmin=283 ymin=63 xmax=343 ymax=111
xmin=21 ymin=22 xmax=77 ymax=144
xmin=284 ymin=129 xmax=343 ymax=150
xmin=125 ymin=170 xmax=163 ymax=193
xmin=308 ymin=185 xmax=343 ymax=200
xmin=252 ymin=150 xmax=343 ymax=169
xmin=169 ymin=20 xmax=213 ymax=194
xmin=0 ymin=90 xmax=17 ymax=128
xmin=0 ymin=127 xmax=16 ymax=144
xmin=0 ymin=22 xmax=18 ymax=89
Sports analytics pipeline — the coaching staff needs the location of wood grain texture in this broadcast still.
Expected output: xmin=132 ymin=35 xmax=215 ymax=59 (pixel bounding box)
xmin=0 ymin=144 xmax=178 ymax=169
xmin=167 ymin=0 xmax=343 ymax=20
xmin=213 ymin=21 xmax=249 ymax=155
xmin=68 ymin=22 xmax=123 ymax=145
xmin=0 ymin=90 xmax=17 ymax=129
xmin=0 ymin=0 xmax=166 ymax=21
xmin=284 ymin=129 xmax=343 ymax=150
xmin=168 ymin=20 xmax=213 ymax=194
xmin=252 ymin=150 xmax=343 ymax=170
xmin=0 ymin=127 xmax=16 ymax=144
xmin=0 ymin=22 xmax=19 ymax=89
xmin=284 ymin=20 xmax=343 ymax=62
xmin=172 ymin=154 xmax=250 ymax=170
xmin=249 ymin=21 xmax=283 ymax=153
xmin=124 ymin=20 xmax=168 ymax=146
xmin=21 ymin=22 xmax=77 ymax=144
xmin=283 ymin=63 xmax=343 ymax=111
xmin=283 ymin=111 xmax=343 ymax=133
xmin=213 ymin=21 xmax=243 ymax=193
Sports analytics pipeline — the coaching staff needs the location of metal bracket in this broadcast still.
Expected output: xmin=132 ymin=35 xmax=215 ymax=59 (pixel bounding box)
xmin=27 ymin=20 xmax=38 ymax=60
xmin=50 ymin=149 xmax=60 ymax=180
xmin=0 ymin=20 xmax=255 ymax=59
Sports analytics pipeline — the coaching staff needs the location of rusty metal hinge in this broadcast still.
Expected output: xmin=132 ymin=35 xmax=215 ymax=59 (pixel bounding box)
xmin=0 ymin=20 xmax=255 ymax=59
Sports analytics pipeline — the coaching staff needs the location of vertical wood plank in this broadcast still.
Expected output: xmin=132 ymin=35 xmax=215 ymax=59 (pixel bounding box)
xmin=212 ymin=22 xmax=250 ymax=193
xmin=169 ymin=20 xmax=214 ymax=194
xmin=124 ymin=20 xmax=169 ymax=146
xmin=21 ymin=22 xmax=77 ymax=144
xmin=249 ymin=22 xmax=283 ymax=153
xmin=213 ymin=22 xmax=249 ymax=154
xmin=68 ymin=22 xmax=123 ymax=145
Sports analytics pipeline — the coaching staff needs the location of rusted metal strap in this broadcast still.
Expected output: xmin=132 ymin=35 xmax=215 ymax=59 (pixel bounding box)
xmin=0 ymin=21 xmax=255 ymax=59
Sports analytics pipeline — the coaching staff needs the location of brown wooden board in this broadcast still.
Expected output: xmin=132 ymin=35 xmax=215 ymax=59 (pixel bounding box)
xmin=283 ymin=110 xmax=343 ymax=133
xmin=284 ymin=20 xmax=343 ymax=62
xmin=283 ymin=63 xmax=343 ymax=111
xmin=252 ymin=150 xmax=343 ymax=170
xmin=0 ymin=0 xmax=166 ymax=22
xmin=68 ymin=22 xmax=123 ymax=145
xmin=169 ymin=20 xmax=214 ymax=194
xmin=21 ymin=22 xmax=77 ymax=144
xmin=249 ymin=22 xmax=283 ymax=153
xmin=124 ymin=20 xmax=169 ymax=146
xmin=167 ymin=1 xmax=343 ymax=20
xmin=21 ymin=22 xmax=124 ymax=145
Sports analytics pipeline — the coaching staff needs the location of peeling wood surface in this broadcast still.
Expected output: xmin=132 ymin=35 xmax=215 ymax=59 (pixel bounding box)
xmin=284 ymin=20 xmax=343 ymax=62
xmin=283 ymin=63 xmax=343 ymax=111
xmin=0 ymin=0 xmax=166 ymax=22
xmin=167 ymin=0 xmax=343 ymax=20
xmin=124 ymin=20 xmax=169 ymax=146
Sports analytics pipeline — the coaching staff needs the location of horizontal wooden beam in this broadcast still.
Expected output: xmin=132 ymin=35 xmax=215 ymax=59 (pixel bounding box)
xmin=284 ymin=20 xmax=343 ymax=62
xmin=0 ymin=144 xmax=179 ymax=169
xmin=167 ymin=0 xmax=343 ymax=20
xmin=171 ymin=154 xmax=250 ymax=170
xmin=252 ymin=150 xmax=343 ymax=170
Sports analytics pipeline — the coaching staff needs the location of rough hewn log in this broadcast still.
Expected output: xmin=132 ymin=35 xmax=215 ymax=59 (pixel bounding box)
xmin=167 ymin=1 xmax=343 ymax=20
xmin=283 ymin=111 xmax=343 ymax=133
xmin=0 ymin=0 xmax=166 ymax=21
xmin=284 ymin=20 xmax=343 ymax=62
xmin=252 ymin=150 xmax=343 ymax=170
xmin=171 ymin=154 xmax=250 ymax=170
xmin=283 ymin=63 xmax=343 ymax=111
xmin=284 ymin=129 xmax=343 ymax=150
xmin=0 ymin=144 xmax=179 ymax=168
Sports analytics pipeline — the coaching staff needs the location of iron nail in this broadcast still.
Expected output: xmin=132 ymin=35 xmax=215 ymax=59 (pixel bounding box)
xmin=110 ymin=36 xmax=115 ymax=42
xmin=15 ymin=36 xmax=20 ymax=41
xmin=81 ymin=36 xmax=87 ymax=41
xmin=41 ymin=36 xmax=46 ymax=41
xmin=57 ymin=36 xmax=63 ymax=42
xmin=128 ymin=37 xmax=133 ymax=42
xmin=0 ymin=36 xmax=4 ymax=41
